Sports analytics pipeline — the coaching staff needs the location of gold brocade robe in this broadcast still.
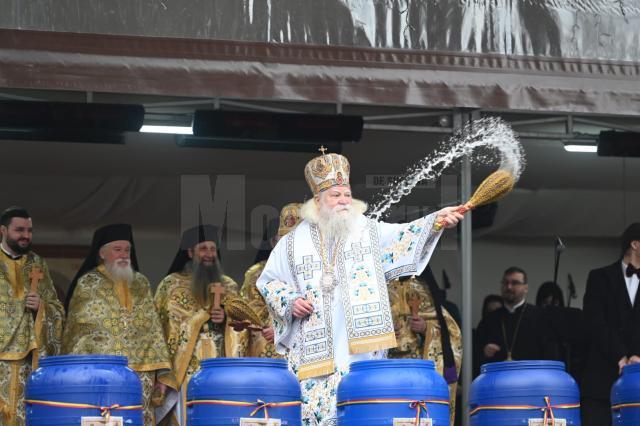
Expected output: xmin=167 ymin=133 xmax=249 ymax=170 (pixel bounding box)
xmin=388 ymin=278 xmax=462 ymax=424
xmin=0 ymin=251 xmax=64 ymax=426
xmin=62 ymin=266 xmax=176 ymax=426
xmin=240 ymin=261 xmax=282 ymax=359
xmin=154 ymin=273 xmax=246 ymax=425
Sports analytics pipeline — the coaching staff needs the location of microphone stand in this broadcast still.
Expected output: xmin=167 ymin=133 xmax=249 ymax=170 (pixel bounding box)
xmin=553 ymin=237 xmax=570 ymax=371
xmin=553 ymin=237 xmax=565 ymax=286
xmin=567 ymin=273 xmax=577 ymax=308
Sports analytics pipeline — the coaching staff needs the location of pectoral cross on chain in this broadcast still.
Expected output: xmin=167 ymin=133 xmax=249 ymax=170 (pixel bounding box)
xmin=29 ymin=267 xmax=44 ymax=293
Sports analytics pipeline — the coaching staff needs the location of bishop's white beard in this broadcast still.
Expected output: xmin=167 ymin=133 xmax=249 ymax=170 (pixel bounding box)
xmin=104 ymin=259 xmax=134 ymax=285
xmin=317 ymin=203 xmax=358 ymax=242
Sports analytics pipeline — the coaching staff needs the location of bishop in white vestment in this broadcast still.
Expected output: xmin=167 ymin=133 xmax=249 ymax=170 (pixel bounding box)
xmin=257 ymin=150 xmax=463 ymax=425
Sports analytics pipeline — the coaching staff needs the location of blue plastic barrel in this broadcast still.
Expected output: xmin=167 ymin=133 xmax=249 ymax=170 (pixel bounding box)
xmin=187 ymin=358 xmax=302 ymax=425
xmin=25 ymin=355 xmax=143 ymax=426
xmin=469 ymin=360 xmax=580 ymax=425
xmin=611 ymin=363 xmax=640 ymax=425
xmin=337 ymin=359 xmax=450 ymax=425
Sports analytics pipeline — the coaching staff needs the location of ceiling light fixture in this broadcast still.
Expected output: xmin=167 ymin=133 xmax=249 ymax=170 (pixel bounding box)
xmin=562 ymin=135 xmax=598 ymax=153
xmin=564 ymin=144 xmax=597 ymax=153
xmin=140 ymin=125 xmax=193 ymax=135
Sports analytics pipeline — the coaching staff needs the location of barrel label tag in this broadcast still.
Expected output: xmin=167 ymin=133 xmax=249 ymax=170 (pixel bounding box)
xmin=393 ymin=419 xmax=432 ymax=426
xmin=240 ymin=418 xmax=282 ymax=426
xmin=528 ymin=419 xmax=566 ymax=426
xmin=81 ymin=417 xmax=124 ymax=426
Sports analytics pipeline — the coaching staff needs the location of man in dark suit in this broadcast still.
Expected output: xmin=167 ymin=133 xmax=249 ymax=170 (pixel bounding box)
xmin=582 ymin=223 xmax=640 ymax=426
xmin=477 ymin=266 xmax=556 ymax=364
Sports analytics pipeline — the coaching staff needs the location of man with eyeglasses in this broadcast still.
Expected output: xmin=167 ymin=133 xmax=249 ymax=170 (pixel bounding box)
xmin=476 ymin=266 xmax=556 ymax=365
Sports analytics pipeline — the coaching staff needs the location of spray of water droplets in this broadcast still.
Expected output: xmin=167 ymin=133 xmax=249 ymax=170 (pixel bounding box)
xmin=367 ymin=116 xmax=525 ymax=221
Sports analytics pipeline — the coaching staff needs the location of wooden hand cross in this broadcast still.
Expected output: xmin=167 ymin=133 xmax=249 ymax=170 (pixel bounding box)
xmin=29 ymin=267 xmax=44 ymax=293
xmin=408 ymin=297 xmax=421 ymax=319
xmin=209 ymin=282 xmax=225 ymax=310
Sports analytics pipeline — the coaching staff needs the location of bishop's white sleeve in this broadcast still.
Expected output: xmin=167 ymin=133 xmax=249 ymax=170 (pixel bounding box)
xmin=376 ymin=212 xmax=443 ymax=281
xmin=256 ymin=235 xmax=303 ymax=354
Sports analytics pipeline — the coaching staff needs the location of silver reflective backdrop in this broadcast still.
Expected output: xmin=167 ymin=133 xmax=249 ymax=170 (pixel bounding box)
xmin=2 ymin=0 xmax=639 ymax=61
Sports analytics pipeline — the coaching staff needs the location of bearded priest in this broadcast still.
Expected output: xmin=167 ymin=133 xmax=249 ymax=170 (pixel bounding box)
xmin=154 ymin=224 xmax=247 ymax=425
xmin=0 ymin=207 xmax=64 ymax=426
xmin=257 ymin=149 xmax=464 ymax=425
xmin=63 ymin=224 xmax=177 ymax=426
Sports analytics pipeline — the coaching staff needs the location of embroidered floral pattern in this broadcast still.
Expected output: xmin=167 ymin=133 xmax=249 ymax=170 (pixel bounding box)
xmin=350 ymin=265 xmax=376 ymax=303
xmin=300 ymin=368 xmax=348 ymax=426
xmin=0 ymin=359 xmax=31 ymax=425
xmin=381 ymin=221 xmax=424 ymax=266
xmin=257 ymin=279 xmax=300 ymax=350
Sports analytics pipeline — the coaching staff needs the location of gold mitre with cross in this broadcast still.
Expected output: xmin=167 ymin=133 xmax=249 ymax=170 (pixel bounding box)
xmin=277 ymin=203 xmax=302 ymax=237
xmin=304 ymin=146 xmax=351 ymax=195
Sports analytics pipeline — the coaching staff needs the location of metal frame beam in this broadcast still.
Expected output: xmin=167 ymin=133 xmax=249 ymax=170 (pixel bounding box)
xmin=364 ymin=110 xmax=449 ymax=122
xmin=454 ymin=109 xmax=478 ymax=426
xmin=363 ymin=123 xmax=453 ymax=134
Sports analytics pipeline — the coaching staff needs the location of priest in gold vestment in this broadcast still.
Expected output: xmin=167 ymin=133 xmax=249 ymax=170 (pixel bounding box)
xmin=388 ymin=272 xmax=462 ymax=424
xmin=241 ymin=203 xmax=302 ymax=358
xmin=154 ymin=224 xmax=245 ymax=425
xmin=63 ymin=224 xmax=176 ymax=426
xmin=0 ymin=207 xmax=64 ymax=426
